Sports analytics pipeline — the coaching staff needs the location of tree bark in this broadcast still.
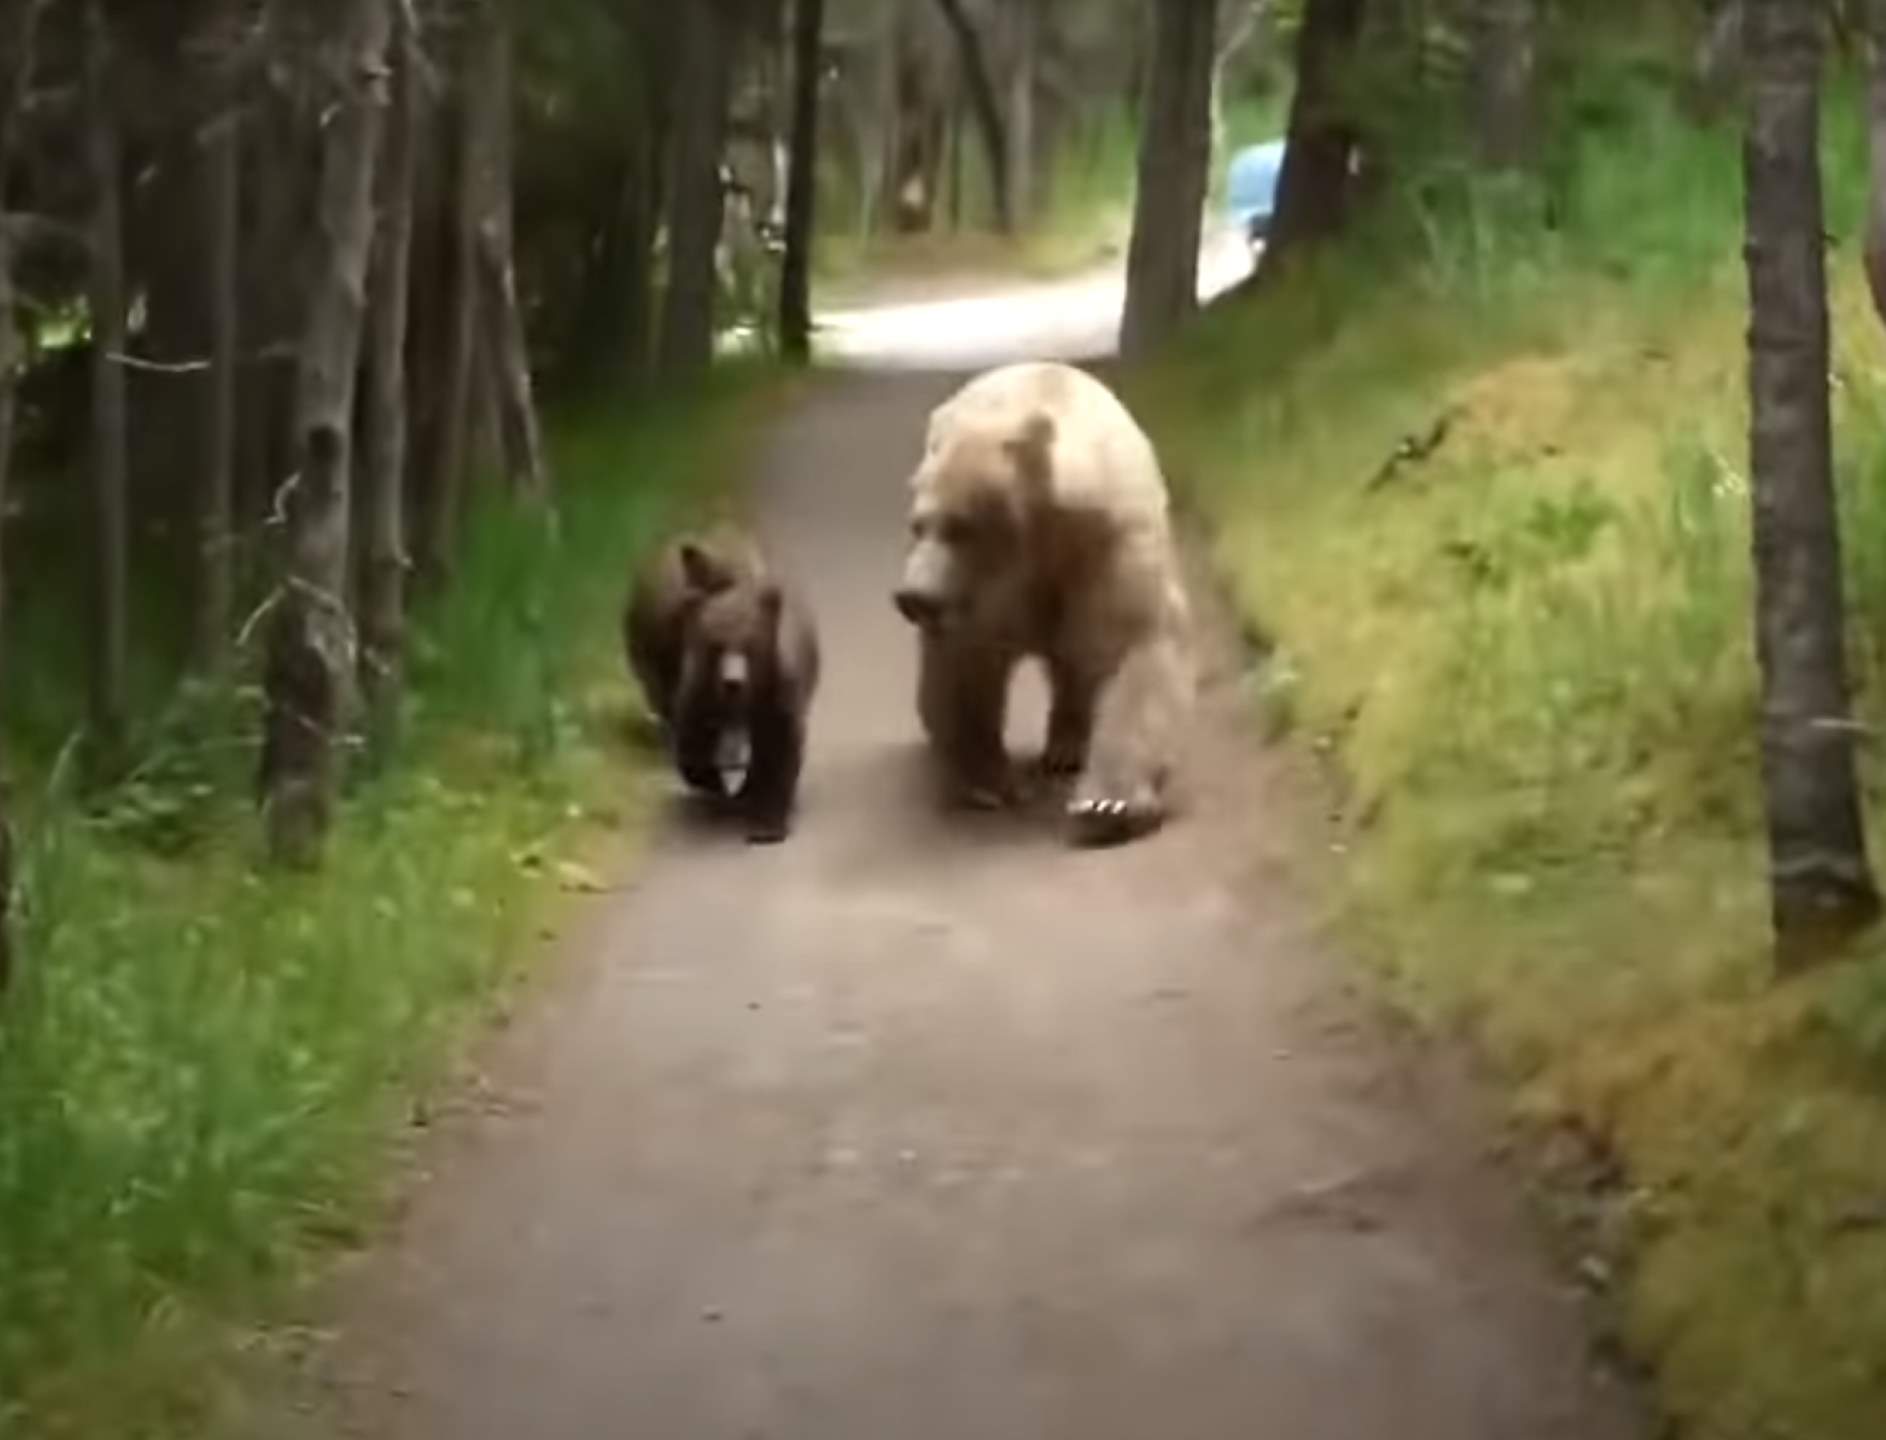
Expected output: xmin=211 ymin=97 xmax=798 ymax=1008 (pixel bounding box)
xmin=1008 ymin=0 xmax=1038 ymax=228
xmin=85 ymin=0 xmax=129 ymax=766
xmin=780 ymin=0 xmax=824 ymax=362
xmin=931 ymin=0 xmax=1013 ymax=234
xmin=0 ymin=0 xmax=40 ymax=689
xmin=1121 ymin=0 xmax=1217 ymax=359
xmin=416 ymin=50 xmax=479 ymax=584
xmin=462 ymin=0 xmax=546 ymax=505
xmin=658 ymin=0 xmax=735 ymax=376
xmin=1472 ymin=0 xmax=1538 ymax=170
xmin=0 ymin=0 xmax=36 ymax=997
xmin=261 ymin=0 xmax=391 ymax=864
xmin=888 ymin=28 xmax=946 ymax=232
xmin=618 ymin=109 xmax=660 ymax=384
xmin=196 ymin=0 xmax=242 ymax=673
xmin=567 ymin=114 xmax=659 ymax=386
xmin=361 ymin=0 xmax=419 ymax=748
xmin=1258 ymin=0 xmax=1365 ymax=276
xmin=1744 ymin=0 xmax=1881 ymax=964
xmin=947 ymin=84 xmax=965 ymax=230
xmin=465 ymin=0 xmax=545 ymax=501
xmin=237 ymin=84 xmax=305 ymax=557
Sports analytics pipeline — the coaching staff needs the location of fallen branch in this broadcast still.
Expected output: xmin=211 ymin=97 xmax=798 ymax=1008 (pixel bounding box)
xmin=1366 ymin=406 xmax=1458 ymax=491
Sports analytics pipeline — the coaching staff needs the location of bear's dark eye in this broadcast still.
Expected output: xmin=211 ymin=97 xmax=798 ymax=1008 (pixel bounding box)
xmin=939 ymin=515 xmax=974 ymax=546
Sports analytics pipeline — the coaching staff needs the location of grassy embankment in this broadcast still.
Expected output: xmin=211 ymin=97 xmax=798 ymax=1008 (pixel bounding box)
xmin=0 ymin=369 xmax=782 ymax=1437
xmin=1131 ymin=66 xmax=1886 ymax=1440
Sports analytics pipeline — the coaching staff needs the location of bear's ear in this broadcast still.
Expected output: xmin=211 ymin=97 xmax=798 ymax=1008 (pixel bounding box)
xmin=1004 ymin=412 xmax=1056 ymax=499
xmin=679 ymin=541 xmax=734 ymax=595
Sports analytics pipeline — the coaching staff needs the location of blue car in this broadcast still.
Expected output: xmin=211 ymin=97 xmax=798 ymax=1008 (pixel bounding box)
xmin=1226 ymin=139 xmax=1286 ymax=249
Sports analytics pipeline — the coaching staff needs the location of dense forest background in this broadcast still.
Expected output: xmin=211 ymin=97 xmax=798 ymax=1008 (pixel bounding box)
xmin=9 ymin=3 xmax=1886 ymax=1439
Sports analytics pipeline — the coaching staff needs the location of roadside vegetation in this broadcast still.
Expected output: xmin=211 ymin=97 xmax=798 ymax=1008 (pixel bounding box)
xmin=0 ymin=371 xmax=778 ymax=1438
xmin=1133 ymin=41 xmax=1886 ymax=1440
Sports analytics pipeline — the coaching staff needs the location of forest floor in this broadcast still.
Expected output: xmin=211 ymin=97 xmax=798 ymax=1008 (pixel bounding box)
xmin=267 ymin=283 xmax=1644 ymax=1436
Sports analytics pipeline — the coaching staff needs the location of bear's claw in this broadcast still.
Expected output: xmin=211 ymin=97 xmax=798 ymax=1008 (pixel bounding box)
xmin=1067 ymin=795 xmax=1163 ymax=847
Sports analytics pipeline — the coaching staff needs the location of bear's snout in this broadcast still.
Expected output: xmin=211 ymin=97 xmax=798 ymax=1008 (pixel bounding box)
xmin=894 ymin=587 xmax=946 ymax=629
xmin=717 ymin=650 xmax=751 ymax=704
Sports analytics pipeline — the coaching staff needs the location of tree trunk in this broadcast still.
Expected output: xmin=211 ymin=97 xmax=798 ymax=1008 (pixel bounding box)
xmin=466 ymin=2 xmax=546 ymax=501
xmin=415 ymin=58 xmax=479 ymax=583
xmin=261 ymin=0 xmax=391 ymax=865
xmin=619 ymin=111 xmax=659 ymax=385
xmin=0 ymin=0 xmax=35 ymax=997
xmin=86 ymin=0 xmax=129 ymax=766
xmin=361 ymin=0 xmax=419 ymax=749
xmin=864 ymin=11 xmax=897 ymax=236
xmin=931 ymin=0 xmax=1013 ymax=233
xmin=1121 ymin=0 xmax=1217 ymax=358
xmin=1744 ymin=0 xmax=1881 ymax=964
xmin=238 ymin=87 xmax=305 ymax=560
xmin=888 ymin=31 xmax=944 ymax=233
xmin=1008 ymin=0 xmax=1038 ymax=228
xmin=0 ymin=0 xmax=40 ymax=688
xmin=1472 ymin=0 xmax=1538 ymax=170
xmin=659 ymin=0 xmax=735 ymax=376
xmin=567 ymin=116 xmax=659 ymax=386
xmin=780 ymin=0 xmax=824 ymax=363
xmin=947 ymin=84 xmax=965 ymax=230
xmin=196 ymin=0 xmax=242 ymax=673
xmin=1257 ymin=0 xmax=1365 ymax=276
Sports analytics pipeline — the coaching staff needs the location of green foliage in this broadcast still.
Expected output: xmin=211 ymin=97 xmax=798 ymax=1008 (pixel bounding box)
xmin=0 ymin=372 xmax=779 ymax=1438
xmin=1134 ymin=41 xmax=1886 ymax=1440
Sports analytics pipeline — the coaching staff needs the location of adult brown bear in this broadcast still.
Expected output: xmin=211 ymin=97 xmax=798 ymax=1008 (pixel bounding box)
xmin=893 ymin=362 xmax=1195 ymax=846
xmin=625 ymin=532 xmax=820 ymax=843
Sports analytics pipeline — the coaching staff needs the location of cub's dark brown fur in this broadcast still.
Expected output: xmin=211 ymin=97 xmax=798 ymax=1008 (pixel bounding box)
xmin=624 ymin=533 xmax=820 ymax=843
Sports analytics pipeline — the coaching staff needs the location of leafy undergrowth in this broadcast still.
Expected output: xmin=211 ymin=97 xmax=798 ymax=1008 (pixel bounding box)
xmin=1132 ymin=73 xmax=1886 ymax=1440
xmin=0 ymin=367 xmax=783 ymax=1438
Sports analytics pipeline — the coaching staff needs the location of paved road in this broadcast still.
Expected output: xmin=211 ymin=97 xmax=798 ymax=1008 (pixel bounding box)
xmin=812 ymin=226 xmax=1255 ymax=370
xmin=294 ymin=278 xmax=1642 ymax=1439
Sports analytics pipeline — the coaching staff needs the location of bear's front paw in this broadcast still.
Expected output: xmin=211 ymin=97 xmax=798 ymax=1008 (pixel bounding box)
xmin=1066 ymin=794 xmax=1164 ymax=848
xmin=746 ymin=818 xmax=791 ymax=845
xmin=1038 ymin=739 xmax=1086 ymax=779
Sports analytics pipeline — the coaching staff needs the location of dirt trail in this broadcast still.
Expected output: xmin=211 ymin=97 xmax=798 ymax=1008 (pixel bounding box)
xmin=299 ymin=369 xmax=1642 ymax=1439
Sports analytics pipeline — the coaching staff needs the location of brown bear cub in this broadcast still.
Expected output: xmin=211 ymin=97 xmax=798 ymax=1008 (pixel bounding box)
xmin=624 ymin=532 xmax=820 ymax=843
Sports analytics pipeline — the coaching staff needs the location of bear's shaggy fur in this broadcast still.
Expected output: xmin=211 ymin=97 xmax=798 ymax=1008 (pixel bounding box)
xmin=625 ymin=532 xmax=820 ymax=843
xmin=893 ymin=361 xmax=1194 ymax=846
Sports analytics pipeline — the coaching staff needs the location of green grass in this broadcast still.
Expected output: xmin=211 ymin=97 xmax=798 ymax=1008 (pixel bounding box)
xmin=0 ymin=366 xmax=782 ymax=1438
xmin=1132 ymin=64 xmax=1886 ymax=1440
